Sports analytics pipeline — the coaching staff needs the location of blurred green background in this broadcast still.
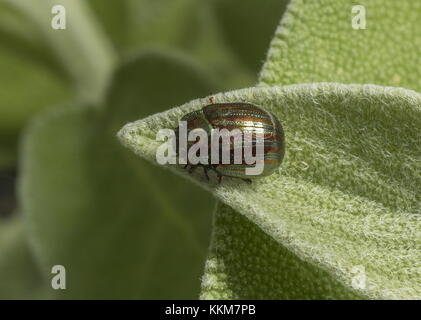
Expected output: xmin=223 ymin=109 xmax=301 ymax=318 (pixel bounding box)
xmin=0 ymin=0 xmax=288 ymax=299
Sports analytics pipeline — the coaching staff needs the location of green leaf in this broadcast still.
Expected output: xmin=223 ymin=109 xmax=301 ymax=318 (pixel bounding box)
xmin=201 ymin=202 xmax=360 ymax=299
xmin=210 ymin=0 xmax=289 ymax=72
xmin=20 ymin=52 xmax=217 ymax=299
xmin=0 ymin=0 xmax=117 ymax=166
xmin=259 ymin=0 xmax=421 ymax=92
xmin=0 ymin=49 xmax=70 ymax=167
xmin=88 ymin=0 xmax=207 ymax=53
xmin=86 ymin=0 xmax=129 ymax=52
xmin=0 ymin=146 xmax=16 ymax=169
xmin=87 ymin=0 xmax=252 ymax=88
xmin=0 ymin=3 xmax=71 ymax=166
xmin=118 ymin=83 xmax=421 ymax=299
xmin=0 ymin=218 xmax=49 ymax=299
xmin=0 ymin=3 xmax=60 ymax=71
xmin=203 ymin=0 xmax=421 ymax=300
xmin=125 ymin=0 xmax=204 ymax=51
xmin=3 ymin=0 xmax=116 ymax=104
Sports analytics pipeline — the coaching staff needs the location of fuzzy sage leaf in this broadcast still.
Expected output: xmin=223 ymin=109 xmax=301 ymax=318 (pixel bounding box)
xmin=200 ymin=0 xmax=421 ymax=300
xmin=119 ymin=84 xmax=421 ymax=299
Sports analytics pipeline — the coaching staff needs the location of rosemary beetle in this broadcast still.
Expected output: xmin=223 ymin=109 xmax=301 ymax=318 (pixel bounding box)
xmin=174 ymin=100 xmax=285 ymax=183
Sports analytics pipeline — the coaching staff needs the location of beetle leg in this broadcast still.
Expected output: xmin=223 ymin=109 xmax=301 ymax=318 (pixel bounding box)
xmin=183 ymin=164 xmax=189 ymax=169
xmin=218 ymin=174 xmax=222 ymax=184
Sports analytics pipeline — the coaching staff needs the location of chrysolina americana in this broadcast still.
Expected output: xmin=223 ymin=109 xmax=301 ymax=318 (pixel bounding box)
xmin=174 ymin=99 xmax=285 ymax=183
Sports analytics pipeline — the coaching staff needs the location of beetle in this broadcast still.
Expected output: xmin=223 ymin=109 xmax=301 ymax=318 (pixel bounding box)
xmin=174 ymin=101 xmax=285 ymax=183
